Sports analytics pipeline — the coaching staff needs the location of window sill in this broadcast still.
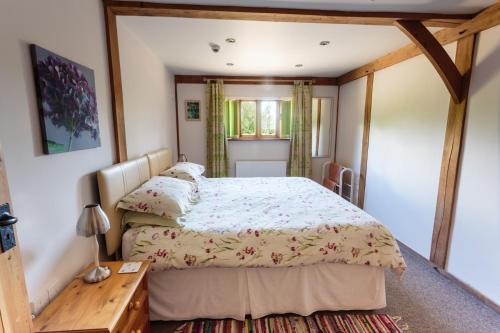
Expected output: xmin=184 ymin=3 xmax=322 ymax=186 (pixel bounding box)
xmin=228 ymin=137 xmax=291 ymax=142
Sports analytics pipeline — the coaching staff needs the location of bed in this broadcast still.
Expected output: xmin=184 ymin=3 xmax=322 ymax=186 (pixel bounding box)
xmin=97 ymin=149 xmax=406 ymax=321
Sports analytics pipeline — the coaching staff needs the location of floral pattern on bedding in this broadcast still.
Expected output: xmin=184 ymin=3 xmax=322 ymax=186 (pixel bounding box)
xmin=128 ymin=177 xmax=406 ymax=274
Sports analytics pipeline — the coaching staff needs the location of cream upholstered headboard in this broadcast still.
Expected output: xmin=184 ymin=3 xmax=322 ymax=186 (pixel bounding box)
xmin=97 ymin=156 xmax=150 ymax=256
xmin=97 ymin=148 xmax=173 ymax=256
xmin=147 ymin=148 xmax=173 ymax=176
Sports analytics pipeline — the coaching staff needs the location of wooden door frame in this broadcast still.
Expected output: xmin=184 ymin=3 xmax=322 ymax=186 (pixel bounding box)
xmin=0 ymin=145 xmax=33 ymax=332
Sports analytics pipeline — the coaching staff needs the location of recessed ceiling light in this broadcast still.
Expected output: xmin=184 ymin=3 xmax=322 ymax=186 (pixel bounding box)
xmin=320 ymin=40 xmax=330 ymax=46
xmin=226 ymin=62 xmax=234 ymax=66
xmin=295 ymin=64 xmax=303 ymax=68
xmin=225 ymin=38 xmax=236 ymax=43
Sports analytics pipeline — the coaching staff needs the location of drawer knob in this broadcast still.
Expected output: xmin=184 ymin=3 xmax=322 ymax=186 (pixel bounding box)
xmin=133 ymin=300 xmax=141 ymax=310
xmin=131 ymin=330 xmax=142 ymax=333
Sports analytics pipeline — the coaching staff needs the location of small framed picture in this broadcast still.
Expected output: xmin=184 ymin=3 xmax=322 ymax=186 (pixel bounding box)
xmin=185 ymin=100 xmax=201 ymax=121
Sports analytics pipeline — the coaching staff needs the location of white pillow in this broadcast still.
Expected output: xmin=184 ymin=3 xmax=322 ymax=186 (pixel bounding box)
xmin=117 ymin=176 xmax=199 ymax=220
xmin=160 ymin=162 xmax=205 ymax=183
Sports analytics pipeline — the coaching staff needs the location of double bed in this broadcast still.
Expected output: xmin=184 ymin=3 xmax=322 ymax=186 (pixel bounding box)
xmin=97 ymin=149 xmax=406 ymax=321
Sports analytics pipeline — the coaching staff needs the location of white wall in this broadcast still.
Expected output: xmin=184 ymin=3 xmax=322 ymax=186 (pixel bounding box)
xmin=447 ymin=26 xmax=500 ymax=304
xmin=363 ymin=43 xmax=456 ymax=259
xmin=118 ymin=20 xmax=177 ymax=159
xmin=335 ymin=77 xmax=367 ymax=205
xmin=176 ymin=83 xmax=206 ymax=165
xmin=177 ymin=84 xmax=338 ymax=182
xmin=0 ymin=0 xmax=114 ymax=312
xmin=334 ymin=28 xmax=500 ymax=305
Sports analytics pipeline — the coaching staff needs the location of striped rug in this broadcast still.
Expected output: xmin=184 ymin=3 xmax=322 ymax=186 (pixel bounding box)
xmin=175 ymin=314 xmax=405 ymax=333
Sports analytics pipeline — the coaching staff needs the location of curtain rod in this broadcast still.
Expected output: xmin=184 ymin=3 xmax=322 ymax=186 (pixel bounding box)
xmin=202 ymin=77 xmax=315 ymax=84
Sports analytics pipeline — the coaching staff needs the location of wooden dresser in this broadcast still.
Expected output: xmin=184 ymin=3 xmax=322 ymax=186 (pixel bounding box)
xmin=34 ymin=261 xmax=150 ymax=333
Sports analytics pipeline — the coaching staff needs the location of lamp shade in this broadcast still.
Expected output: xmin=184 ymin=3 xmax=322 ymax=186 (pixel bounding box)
xmin=76 ymin=204 xmax=110 ymax=237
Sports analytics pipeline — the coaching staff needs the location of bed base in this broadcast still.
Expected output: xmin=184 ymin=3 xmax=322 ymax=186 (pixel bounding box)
xmin=147 ymin=263 xmax=386 ymax=321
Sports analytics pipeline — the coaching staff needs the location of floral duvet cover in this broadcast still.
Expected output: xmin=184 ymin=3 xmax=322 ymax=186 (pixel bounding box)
xmin=127 ymin=177 xmax=406 ymax=274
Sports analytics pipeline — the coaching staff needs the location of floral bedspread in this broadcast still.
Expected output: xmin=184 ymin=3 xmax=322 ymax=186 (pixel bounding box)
xmin=127 ymin=177 xmax=406 ymax=274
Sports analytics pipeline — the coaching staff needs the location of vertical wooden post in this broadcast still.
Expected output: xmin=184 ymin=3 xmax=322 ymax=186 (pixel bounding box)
xmin=174 ymin=81 xmax=180 ymax=157
xmin=103 ymin=4 xmax=127 ymax=162
xmin=333 ymin=86 xmax=341 ymax=162
xmin=357 ymin=72 xmax=374 ymax=209
xmin=430 ymin=34 xmax=477 ymax=268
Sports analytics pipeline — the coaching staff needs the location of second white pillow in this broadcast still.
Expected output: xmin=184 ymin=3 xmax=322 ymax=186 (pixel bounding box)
xmin=160 ymin=162 xmax=205 ymax=183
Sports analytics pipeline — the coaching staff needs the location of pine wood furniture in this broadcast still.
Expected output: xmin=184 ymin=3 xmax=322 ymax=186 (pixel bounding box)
xmin=34 ymin=261 xmax=150 ymax=333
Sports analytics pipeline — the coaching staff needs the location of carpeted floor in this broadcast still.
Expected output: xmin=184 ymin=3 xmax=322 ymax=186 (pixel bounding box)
xmin=151 ymin=243 xmax=500 ymax=333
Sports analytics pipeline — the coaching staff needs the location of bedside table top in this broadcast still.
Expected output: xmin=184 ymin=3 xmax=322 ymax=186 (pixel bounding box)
xmin=34 ymin=261 xmax=149 ymax=332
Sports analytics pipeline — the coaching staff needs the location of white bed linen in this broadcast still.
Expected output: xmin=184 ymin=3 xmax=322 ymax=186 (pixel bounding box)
xmin=126 ymin=177 xmax=406 ymax=273
xmin=123 ymin=230 xmax=386 ymax=321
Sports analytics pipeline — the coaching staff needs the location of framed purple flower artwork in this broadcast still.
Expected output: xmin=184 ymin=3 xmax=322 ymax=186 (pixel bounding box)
xmin=30 ymin=45 xmax=101 ymax=154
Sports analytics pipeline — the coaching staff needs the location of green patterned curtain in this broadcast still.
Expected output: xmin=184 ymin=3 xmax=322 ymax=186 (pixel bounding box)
xmin=206 ymin=80 xmax=229 ymax=177
xmin=288 ymin=81 xmax=312 ymax=178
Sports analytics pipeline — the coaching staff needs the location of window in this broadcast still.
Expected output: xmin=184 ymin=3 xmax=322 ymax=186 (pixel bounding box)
xmin=311 ymin=98 xmax=333 ymax=158
xmin=240 ymin=101 xmax=257 ymax=136
xmin=225 ymin=99 xmax=292 ymax=140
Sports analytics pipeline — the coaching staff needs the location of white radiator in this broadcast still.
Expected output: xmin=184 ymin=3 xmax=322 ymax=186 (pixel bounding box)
xmin=235 ymin=161 xmax=287 ymax=177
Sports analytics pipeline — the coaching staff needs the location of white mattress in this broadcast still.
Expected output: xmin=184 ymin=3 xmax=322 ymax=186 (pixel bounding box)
xmin=123 ymin=230 xmax=387 ymax=321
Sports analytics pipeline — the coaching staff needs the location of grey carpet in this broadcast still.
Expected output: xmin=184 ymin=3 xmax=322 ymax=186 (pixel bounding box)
xmin=151 ymin=243 xmax=500 ymax=333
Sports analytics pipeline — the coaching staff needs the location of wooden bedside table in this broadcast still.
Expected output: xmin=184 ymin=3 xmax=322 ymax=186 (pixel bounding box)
xmin=34 ymin=261 xmax=150 ymax=333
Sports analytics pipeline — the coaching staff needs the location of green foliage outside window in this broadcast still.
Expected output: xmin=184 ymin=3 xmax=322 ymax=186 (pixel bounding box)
xmin=224 ymin=99 xmax=292 ymax=139
xmin=241 ymin=101 xmax=257 ymax=135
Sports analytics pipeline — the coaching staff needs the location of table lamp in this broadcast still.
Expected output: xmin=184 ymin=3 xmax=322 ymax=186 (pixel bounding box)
xmin=76 ymin=204 xmax=111 ymax=283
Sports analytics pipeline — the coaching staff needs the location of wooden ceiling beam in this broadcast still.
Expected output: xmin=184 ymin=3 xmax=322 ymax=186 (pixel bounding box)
xmin=338 ymin=2 xmax=500 ymax=84
xmin=395 ymin=20 xmax=463 ymax=103
xmin=104 ymin=0 xmax=470 ymax=27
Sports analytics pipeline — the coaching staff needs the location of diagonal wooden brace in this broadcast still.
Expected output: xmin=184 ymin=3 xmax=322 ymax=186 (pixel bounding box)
xmin=395 ymin=20 xmax=464 ymax=103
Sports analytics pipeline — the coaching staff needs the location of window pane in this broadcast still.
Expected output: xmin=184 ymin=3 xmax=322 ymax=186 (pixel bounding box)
xmin=241 ymin=101 xmax=256 ymax=135
xmin=260 ymin=101 xmax=277 ymax=136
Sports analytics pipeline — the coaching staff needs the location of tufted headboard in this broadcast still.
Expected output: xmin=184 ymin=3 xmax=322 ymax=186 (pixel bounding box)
xmin=96 ymin=149 xmax=173 ymax=256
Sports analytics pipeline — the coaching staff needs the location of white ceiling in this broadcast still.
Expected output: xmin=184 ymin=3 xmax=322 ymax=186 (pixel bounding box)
xmin=117 ymin=0 xmax=493 ymax=77
xmin=119 ymin=0 xmax=494 ymax=14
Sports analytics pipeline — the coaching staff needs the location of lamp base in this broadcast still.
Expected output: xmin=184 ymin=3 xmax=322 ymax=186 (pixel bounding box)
xmin=83 ymin=265 xmax=111 ymax=283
